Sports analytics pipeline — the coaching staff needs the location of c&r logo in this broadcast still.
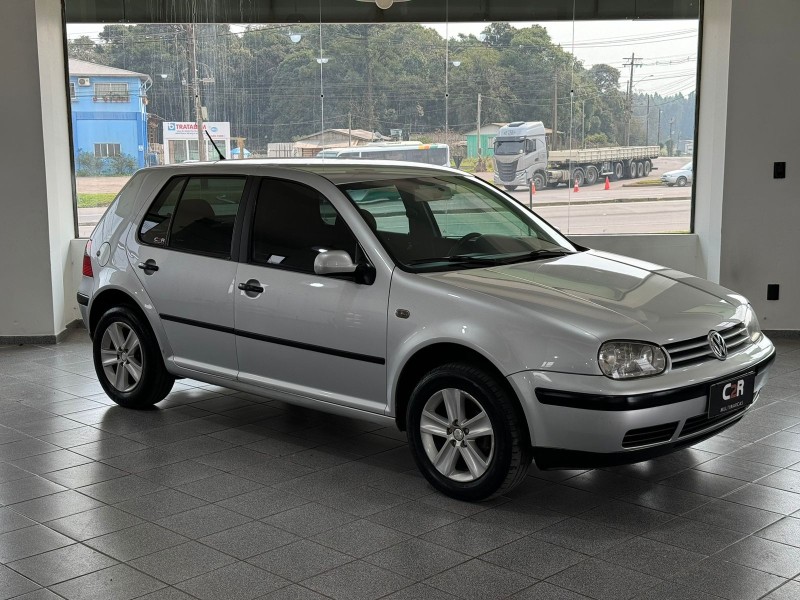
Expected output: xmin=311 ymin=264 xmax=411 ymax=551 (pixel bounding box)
xmin=722 ymin=379 xmax=745 ymax=401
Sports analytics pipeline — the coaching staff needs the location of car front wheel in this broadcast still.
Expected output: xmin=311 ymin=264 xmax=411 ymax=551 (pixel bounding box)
xmin=406 ymin=363 xmax=531 ymax=501
xmin=93 ymin=306 xmax=174 ymax=409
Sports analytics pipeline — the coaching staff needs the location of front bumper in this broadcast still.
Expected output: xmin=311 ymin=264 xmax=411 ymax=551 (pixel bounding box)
xmin=508 ymin=336 xmax=775 ymax=469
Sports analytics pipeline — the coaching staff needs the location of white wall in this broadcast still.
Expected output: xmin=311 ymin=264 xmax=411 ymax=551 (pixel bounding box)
xmin=716 ymin=0 xmax=799 ymax=330
xmin=0 ymin=0 xmax=75 ymax=340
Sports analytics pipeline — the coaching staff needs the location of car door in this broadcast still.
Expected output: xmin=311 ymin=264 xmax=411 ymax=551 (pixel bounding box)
xmin=128 ymin=174 xmax=249 ymax=379
xmin=234 ymin=175 xmax=389 ymax=414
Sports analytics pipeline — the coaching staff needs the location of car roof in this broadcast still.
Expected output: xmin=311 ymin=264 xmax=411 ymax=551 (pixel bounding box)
xmin=142 ymin=158 xmax=465 ymax=185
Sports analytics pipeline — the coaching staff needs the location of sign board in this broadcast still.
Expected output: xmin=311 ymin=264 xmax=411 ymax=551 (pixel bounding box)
xmin=163 ymin=121 xmax=231 ymax=140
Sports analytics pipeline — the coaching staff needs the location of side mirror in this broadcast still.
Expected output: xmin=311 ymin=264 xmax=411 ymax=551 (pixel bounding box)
xmin=314 ymin=250 xmax=357 ymax=275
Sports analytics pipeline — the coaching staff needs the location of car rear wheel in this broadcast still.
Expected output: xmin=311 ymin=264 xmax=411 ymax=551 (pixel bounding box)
xmin=93 ymin=306 xmax=174 ymax=409
xmin=406 ymin=363 xmax=531 ymax=501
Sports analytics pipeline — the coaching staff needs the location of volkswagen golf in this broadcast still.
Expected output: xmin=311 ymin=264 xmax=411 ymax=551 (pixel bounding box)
xmin=78 ymin=160 xmax=774 ymax=500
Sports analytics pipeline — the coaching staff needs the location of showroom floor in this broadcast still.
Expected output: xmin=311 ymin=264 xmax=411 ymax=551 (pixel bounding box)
xmin=0 ymin=333 xmax=799 ymax=600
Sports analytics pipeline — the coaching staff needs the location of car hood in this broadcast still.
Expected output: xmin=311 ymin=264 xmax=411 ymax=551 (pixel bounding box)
xmin=423 ymin=250 xmax=746 ymax=343
xmin=663 ymin=169 xmax=690 ymax=177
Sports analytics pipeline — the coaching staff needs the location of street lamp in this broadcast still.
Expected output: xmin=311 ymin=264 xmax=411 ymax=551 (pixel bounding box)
xmin=289 ymin=33 xmax=302 ymax=43
xmin=356 ymin=0 xmax=410 ymax=9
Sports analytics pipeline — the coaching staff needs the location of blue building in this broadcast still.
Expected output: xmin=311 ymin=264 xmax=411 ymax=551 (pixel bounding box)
xmin=68 ymin=59 xmax=151 ymax=170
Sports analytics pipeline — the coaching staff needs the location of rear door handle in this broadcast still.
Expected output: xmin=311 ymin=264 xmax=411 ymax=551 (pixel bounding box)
xmin=137 ymin=260 xmax=159 ymax=273
xmin=238 ymin=281 xmax=264 ymax=294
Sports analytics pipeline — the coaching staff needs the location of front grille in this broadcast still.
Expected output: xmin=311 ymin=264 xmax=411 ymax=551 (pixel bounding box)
xmin=664 ymin=323 xmax=750 ymax=369
xmin=679 ymin=402 xmax=748 ymax=437
xmin=622 ymin=421 xmax=679 ymax=448
xmin=496 ymin=159 xmax=518 ymax=181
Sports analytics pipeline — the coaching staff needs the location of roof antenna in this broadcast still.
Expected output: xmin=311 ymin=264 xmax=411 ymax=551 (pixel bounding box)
xmin=205 ymin=129 xmax=226 ymax=160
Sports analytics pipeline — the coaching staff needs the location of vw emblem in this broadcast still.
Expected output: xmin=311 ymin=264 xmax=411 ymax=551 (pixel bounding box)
xmin=708 ymin=331 xmax=728 ymax=360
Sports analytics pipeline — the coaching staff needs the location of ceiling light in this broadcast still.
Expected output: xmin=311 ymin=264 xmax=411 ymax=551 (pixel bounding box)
xmin=356 ymin=0 xmax=410 ymax=10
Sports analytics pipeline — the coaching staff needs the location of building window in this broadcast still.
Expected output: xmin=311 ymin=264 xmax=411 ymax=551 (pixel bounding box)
xmin=94 ymin=143 xmax=121 ymax=158
xmin=94 ymin=82 xmax=129 ymax=102
xmin=69 ymin=82 xmax=77 ymax=101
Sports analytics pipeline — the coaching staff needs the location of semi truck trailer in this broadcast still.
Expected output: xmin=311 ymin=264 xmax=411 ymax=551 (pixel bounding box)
xmin=492 ymin=121 xmax=661 ymax=190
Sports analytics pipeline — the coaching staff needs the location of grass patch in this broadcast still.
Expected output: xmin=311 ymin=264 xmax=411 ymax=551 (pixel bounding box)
xmin=77 ymin=193 xmax=117 ymax=208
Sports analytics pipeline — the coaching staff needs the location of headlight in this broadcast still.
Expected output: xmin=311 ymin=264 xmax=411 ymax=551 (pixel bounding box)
xmin=598 ymin=341 xmax=667 ymax=379
xmin=744 ymin=306 xmax=762 ymax=343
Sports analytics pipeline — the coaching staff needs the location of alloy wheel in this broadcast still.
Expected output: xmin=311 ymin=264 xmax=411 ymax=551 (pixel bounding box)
xmin=419 ymin=388 xmax=495 ymax=482
xmin=100 ymin=322 xmax=143 ymax=392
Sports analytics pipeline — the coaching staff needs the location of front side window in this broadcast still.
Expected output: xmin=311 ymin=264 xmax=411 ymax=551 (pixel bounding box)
xmin=138 ymin=176 xmax=246 ymax=257
xmin=338 ymin=175 xmax=576 ymax=272
xmin=250 ymin=178 xmax=358 ymax=271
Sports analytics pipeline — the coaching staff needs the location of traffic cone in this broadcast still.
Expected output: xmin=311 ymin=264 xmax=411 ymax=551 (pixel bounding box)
xmin=604 ymin=176 xmax=610 ymax=190
xmin=531 ymin=180 xmax=536 ymax=195
xmin=573 ymin=179 xmax=580 ymax=193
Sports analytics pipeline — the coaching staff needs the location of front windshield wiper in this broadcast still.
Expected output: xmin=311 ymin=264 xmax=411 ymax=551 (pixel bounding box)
xmin=496 ymin=249 xmax=574 ymax=264
xmin=408 ymin=254 xmax=505 ymax=266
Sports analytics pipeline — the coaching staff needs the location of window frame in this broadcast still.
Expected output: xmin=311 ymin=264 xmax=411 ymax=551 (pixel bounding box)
xmin=93 ymin=82 xmax=130 ymax=102
xmin=94 ymin=143 xmax=121 ymax=158
xmin=136 ymin=173 xmax=254 ymax=261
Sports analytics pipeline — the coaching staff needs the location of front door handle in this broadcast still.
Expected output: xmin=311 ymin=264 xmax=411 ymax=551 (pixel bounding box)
xmin=238 ymin=280 xmax=264 ymax=295
xmin=137 ymin=260 xmax=159 ymax=273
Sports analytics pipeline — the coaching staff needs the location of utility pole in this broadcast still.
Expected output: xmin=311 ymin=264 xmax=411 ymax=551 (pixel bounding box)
xmin=622 ymin=53 xmax=643 ymax=146
xmin=348 ymin=112 xmax=352 ymax=147
xmin=657 ymin=109 xmax=662 ymax=147
xmin=476 ymin=93 xmax=482 ymax=167
xmin=581 ymin=99 xmax=586 ymax=149
xmin=646 ymin=96 xmax=650 ymax=145
xmin=552 ymin=70 xmax=558 ymax=151
xmin=187 ymin=24 xmax=207 ymax=162
xmin=669 ymin=117 xmax=675 ymax=156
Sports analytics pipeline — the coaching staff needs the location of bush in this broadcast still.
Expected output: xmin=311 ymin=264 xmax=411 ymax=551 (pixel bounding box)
xmin=453 ymin=156 xmax=494 ymax=173
xmin=76 ymin=150 xmax=138 ymax=176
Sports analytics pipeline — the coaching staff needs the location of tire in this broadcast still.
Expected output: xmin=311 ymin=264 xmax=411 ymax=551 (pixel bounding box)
xmin=625 ymin=161 xmax=636 ymax=179
xmin=532 ymin=172 xmax=546 ymax=192
xmin=636 ymin=161 xmax=645 ymax=178
xmin=676 ymin=176 xmax=688 ymax=187
xmin=93 ymin=306 xmax=174 ymax=409
xmin=572 ymin=168 xmax=585 ymax=188
xmin=503 ymin=185 xmax=519 ymax=192
xmin=406 ymin=362 xmax=532 ymax=501
xmin=643 ymin=160 xmax=652 ymax=176
xmin=613 ymin=162 xmax=624 ymax=180
xmin=585 ymin=166 xmax=599 ymax=186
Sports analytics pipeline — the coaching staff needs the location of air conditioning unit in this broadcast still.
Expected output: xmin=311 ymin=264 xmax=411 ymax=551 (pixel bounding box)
xmin=77 ymin=77 xmax=91 ymax=86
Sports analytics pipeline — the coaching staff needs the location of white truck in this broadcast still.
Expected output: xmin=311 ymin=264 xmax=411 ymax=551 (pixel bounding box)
xmin=492 ymin=121 xmax=661 ymax=190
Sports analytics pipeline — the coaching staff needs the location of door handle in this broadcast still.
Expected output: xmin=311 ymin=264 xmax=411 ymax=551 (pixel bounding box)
xmin=137 ymin=260 xmax=159 ymax=272
xmin=238 ymin=281 xmax=264 ymax=294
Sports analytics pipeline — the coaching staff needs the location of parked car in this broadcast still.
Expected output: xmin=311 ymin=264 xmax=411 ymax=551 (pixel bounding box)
xmin=78 ymin=160 xmax=774 ymax=501
xmin=661 ymin=161 xmax=693 ymax=186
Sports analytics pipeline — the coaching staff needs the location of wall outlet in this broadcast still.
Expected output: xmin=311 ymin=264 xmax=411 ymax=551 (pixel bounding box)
xmin=767 ymin=284 xmax=780 ymax=300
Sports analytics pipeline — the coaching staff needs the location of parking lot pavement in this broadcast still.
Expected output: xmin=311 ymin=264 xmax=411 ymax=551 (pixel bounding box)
xmin=0 ymin=331 xmax=799 ymax=599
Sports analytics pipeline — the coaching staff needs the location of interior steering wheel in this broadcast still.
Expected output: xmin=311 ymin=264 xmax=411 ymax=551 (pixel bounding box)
xmin=449 ymin=231 xmax=484 ymax=255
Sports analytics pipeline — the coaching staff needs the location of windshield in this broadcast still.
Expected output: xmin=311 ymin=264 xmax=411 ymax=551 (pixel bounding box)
xmin=338 ymin=175 xmax=577 ymax=272
xmin=682 ymin=162 xmax=693 ymax=171
xmin=494 ymin=140 xmax=526 ymax=155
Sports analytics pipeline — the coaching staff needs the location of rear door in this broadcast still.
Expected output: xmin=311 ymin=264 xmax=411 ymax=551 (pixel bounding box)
xmin=234 ymin=175 xmax=389 ymax=414
xmin=128 ymin=174 xmax=249 ymax=378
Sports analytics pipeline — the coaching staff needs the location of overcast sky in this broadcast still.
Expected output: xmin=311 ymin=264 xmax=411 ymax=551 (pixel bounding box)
xmin=67 ymin=19 xmax=699 ymax=96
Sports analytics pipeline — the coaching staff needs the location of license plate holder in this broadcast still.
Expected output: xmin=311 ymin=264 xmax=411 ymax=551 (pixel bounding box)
xmin=708 ymin=372 xmax=755 ymax=419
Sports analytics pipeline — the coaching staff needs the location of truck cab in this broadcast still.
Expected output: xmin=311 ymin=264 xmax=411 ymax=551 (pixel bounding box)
xmin=493 ymin=121 xmax=548 ymax=191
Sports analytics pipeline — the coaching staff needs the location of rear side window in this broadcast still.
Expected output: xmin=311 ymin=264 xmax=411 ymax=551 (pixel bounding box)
xmin=139 ymin=176 xmax=246 ymax=258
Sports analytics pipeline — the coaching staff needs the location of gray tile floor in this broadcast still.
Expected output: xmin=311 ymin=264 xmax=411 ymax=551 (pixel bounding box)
xmin=0 ymin=331 xmax=799 ymax=600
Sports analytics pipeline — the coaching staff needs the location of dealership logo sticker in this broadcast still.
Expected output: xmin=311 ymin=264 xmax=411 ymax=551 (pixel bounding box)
xmin=708 ymin=331 xmax=728 ymax=360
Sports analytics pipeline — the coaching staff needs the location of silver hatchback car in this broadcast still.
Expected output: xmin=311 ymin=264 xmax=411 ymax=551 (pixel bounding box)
xmin=79 ymin=160 xmax=774 ymax=500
